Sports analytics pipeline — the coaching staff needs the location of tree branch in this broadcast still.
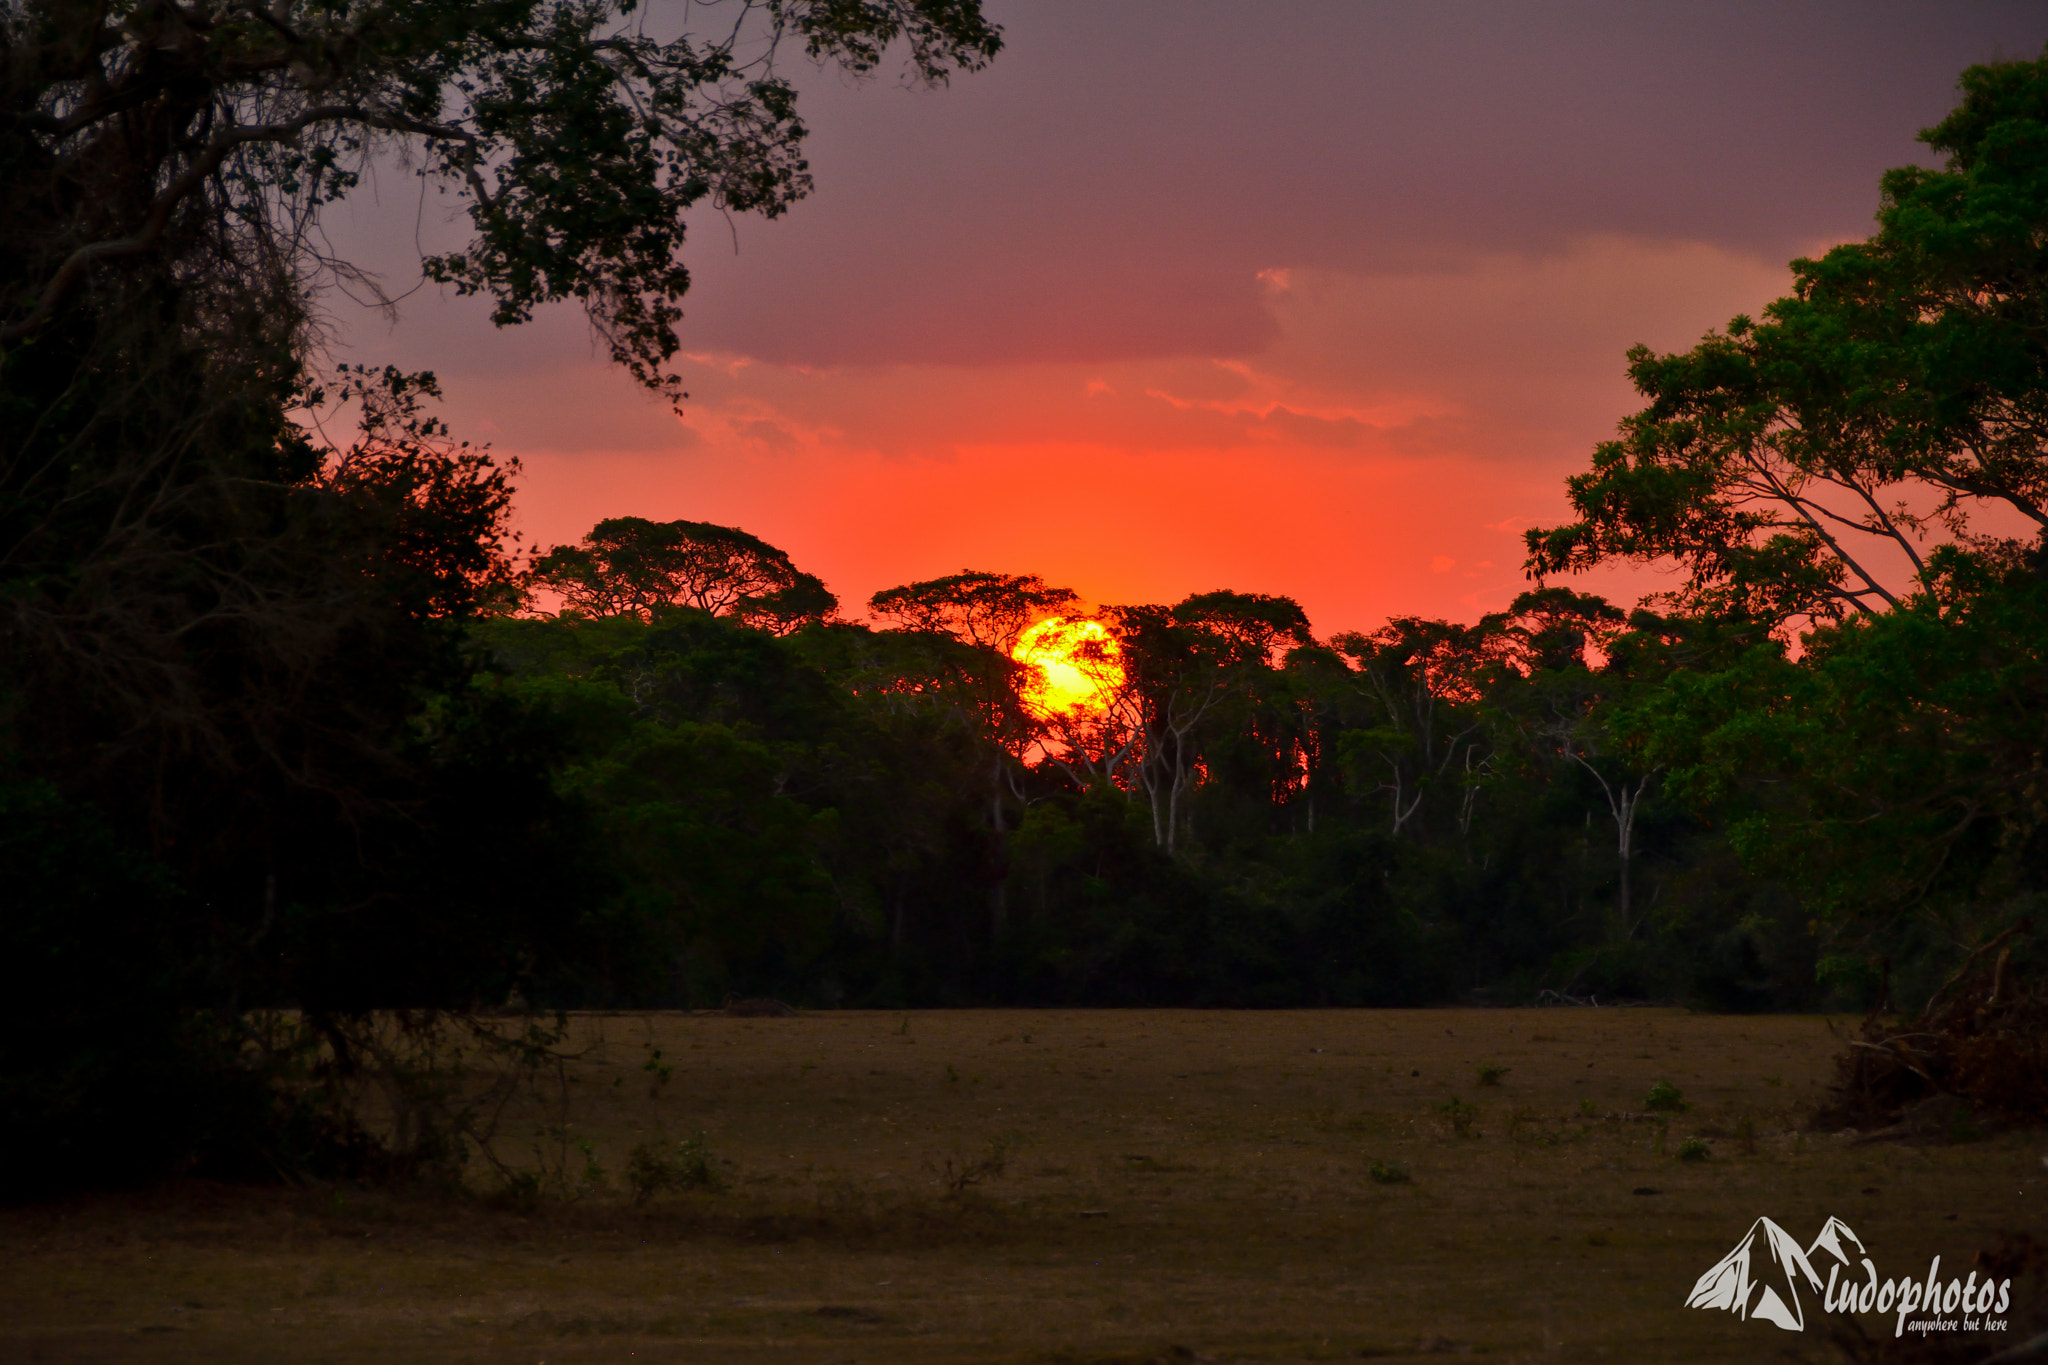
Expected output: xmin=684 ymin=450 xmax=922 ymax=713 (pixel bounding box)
xmin=3 ymin=103 xmax=472 ymax=345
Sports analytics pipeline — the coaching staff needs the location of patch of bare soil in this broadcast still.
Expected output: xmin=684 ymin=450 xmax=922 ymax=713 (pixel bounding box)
xmin=1 ymin=1009 xmax=2040 ymax=1363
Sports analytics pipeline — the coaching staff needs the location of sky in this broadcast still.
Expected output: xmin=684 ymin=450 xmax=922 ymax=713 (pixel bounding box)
xmin=324 ymin=1 xmax=2048 ymax=639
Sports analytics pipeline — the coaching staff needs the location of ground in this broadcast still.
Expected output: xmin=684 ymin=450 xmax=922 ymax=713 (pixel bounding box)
xmin=1 ymin=1008 xmax=2038 ymax=1363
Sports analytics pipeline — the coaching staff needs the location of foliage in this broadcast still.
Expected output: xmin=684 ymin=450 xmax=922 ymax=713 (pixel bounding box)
xmin=1089 ymin=590 xmax=1314 ymax=852
xmin=626 ymin=1131 xmax=727 ymax=1202
xmin=1615 ymin=545 xmax=2047 ymax=989
xmin=1526 ymin=47 xmax=2048 ymax=627
xmin=1436 ymin=1098 xmax=1479 ymax=1138
xmin=462 ymin=512 xmax=1843 ymax=1017
xmin=477 ymin=534 xmax=1687 ymax=1010
xmin=1644 ymin=1081 xmax=1686 ymax=1112
xmin=0 ymin=343 xmax=598 ymax=1189
xmin=0 ymin=0 xmax=1001 ymax=1195
xmin=869 ymin=570 xmax=1078 ymax=652
xmin=2 ymin=0 xmax=1001 ymax=398
xmin=528 ymin=515 xmax=838 ymax=630
xmin=1511 ymin=49 xmax=2048 ymax=1019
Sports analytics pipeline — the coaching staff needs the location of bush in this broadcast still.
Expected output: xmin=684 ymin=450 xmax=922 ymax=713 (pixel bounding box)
xmin=1645 ymin=1080 xmax=1687 ymax=1112
xmin=1436 ymin=1098 xmax=1479 ymax=1137
xmin=1676 ymin=1137 xmax=1711 ymax=1162
xmin=625 ymin=1131 xmax=726 ymax=1203
xmin=935 ymin=1134 xmax=1017 ymax=1197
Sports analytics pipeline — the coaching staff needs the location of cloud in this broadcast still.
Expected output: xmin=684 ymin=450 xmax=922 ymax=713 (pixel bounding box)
xmin=304 ymin=1 xmax=2048 ymax=640
xmin=643 ymin=0 xmax=2025 ymax=369
xmin=372 ymin=236 xmax=1782 ymax=634
xmin=630 ymin=236 xmax=1785 ymax=463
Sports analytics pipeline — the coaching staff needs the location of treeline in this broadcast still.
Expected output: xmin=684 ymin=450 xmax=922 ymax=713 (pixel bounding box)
xmin=483 ymin=522 xmax=1819 ymax=1014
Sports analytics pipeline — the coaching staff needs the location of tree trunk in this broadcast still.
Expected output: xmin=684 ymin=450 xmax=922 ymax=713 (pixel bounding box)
xmin=989 ymin=783 xmax=1008 ymax=943
xmin=1616 ymin=829 xmax=1632 ymax=938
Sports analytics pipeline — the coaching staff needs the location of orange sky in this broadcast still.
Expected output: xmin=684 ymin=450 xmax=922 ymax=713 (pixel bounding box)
xmin=324 ymin=3 xmax=2047 ymax=639
xmin=400 ymin=240 xmax=1791 ymax=633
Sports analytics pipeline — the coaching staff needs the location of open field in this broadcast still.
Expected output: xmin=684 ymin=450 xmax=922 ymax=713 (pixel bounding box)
xmin=2 ymin=1008 xmax=2041 ymax=1364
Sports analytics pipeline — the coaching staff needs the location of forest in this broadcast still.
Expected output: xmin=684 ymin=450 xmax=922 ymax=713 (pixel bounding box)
xmin=3 ymin=0 xmax=2045 ymax=1196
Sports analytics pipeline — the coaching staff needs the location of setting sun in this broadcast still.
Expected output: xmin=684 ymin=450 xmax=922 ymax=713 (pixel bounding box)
xmin=1012 ymin=616 xmax=1124 ymax=716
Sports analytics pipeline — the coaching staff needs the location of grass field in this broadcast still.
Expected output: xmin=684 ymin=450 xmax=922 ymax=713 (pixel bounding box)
xmin=3 ymin=1008 xmax=2039 ymax=1363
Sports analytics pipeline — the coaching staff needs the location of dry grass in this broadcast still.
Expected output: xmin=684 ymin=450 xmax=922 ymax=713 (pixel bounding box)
xmin=2 ymin=1008 xmax=2041 ymax=1363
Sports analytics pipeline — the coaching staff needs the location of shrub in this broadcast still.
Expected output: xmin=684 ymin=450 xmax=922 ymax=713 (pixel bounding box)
xmin=1677 ymin=1137 xmax=1711 ymax=1162
xmin=1436 ymin=1098 xmax=1479 ymax=1138
xmin=936 ymin=1134 xmax=1017 ymax=1196
xmin=1477 ymin=1063 xmax=1509 ymax=1086
xmin=1645 ymin=1080 xmax=1687 ymax=1112
xmin=626 ymin=1131 xmax=726 ymax=1203
xmin=1367 ymin=1160 xmax=1412 ymax=1184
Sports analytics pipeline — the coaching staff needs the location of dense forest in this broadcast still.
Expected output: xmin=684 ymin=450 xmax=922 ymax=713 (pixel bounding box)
xmin=483 ymin=536 xmax=1798 ymax=1013
xmin=4 ymin=0 xmax=2046 ymax=1191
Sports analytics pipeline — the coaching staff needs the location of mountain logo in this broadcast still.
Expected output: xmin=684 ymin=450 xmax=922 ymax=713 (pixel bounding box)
xmin=1686 ymin=1216 xmax=2014 ymax=1339
xmin=1686 ymin=1216 xmax=1825 ymax=1330
xmin=1808 ymin=1215 xmax=1870 ymax=1269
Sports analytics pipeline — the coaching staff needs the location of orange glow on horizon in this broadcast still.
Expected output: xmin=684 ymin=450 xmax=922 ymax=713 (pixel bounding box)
xmin=1012 ymin=617 xmax=1124 ymax=717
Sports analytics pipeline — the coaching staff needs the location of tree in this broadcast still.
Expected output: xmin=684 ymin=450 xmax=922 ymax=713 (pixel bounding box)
xmin=2 ymin=0 xmax=1002 ymax=398
xmin=7 ymin=363 xmax=522 ymax=848
xmin=1489 ymin=587 xmax=1626 ymax=676
xmin=1621 ymin=546 xmax=2048 ymax=987
xmin=865 ymin=570 xmax=1076 ymax=939
xmin=1030 ymin=619 xmax=1145 ymax=795
xmin=0 ymin=358 xmax=596 ymax=1188
xmin=1109 ymin=591 xmax=1313 ymax=853
xmin=1531 ymin=682 xmax=1660 ymax=941
xmin=527 ymin=516 xmax=837 ymax=630
xmin=1 ymin=0 xmax=996 ymax=1187
xmin=1513 ymin=49 xmax=2048 ymax=1002
xmin=1331 ymin=618 xmax=1496 ymax=840
xmin=1525 ymin=48 xmax=2048 ymax=626
xmin=868 ymin=571 xmax=1078 ymax=653
xmin=1478 ymin=590 xmax=1659 ymax=936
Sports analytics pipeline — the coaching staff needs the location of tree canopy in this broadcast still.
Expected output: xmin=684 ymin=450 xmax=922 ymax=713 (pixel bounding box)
xmin=528 ymin=515 xmax=838 ymax=630
xmin=2 ymin=0 xmax=1002 ymax=397
xmin=868 ymin=570 xmax=1079 ymax=651
xmin=1525 ymin=48 xmax=2048 ymax=626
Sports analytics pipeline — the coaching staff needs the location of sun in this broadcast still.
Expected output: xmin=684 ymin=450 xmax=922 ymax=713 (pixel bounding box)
xmin=1012 ymin=617 xmax=1123 ymax=716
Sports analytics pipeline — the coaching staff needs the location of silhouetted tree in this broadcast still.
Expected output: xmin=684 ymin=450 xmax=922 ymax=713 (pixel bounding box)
xmin=3 ymin=0 xmax=1002 ymax=398
xmin=1331 ymin=619 xmax=1496 ymax=840
xmin=1107 ymin=591 xmax=1312 ymax=853
xmin=1526 ymin=49 xmax=2048 ymax=627
xmin=527 ymin=516 xmax=837 ymax=630
xmin=868 ymin=571 xmax=1078 ymax=652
